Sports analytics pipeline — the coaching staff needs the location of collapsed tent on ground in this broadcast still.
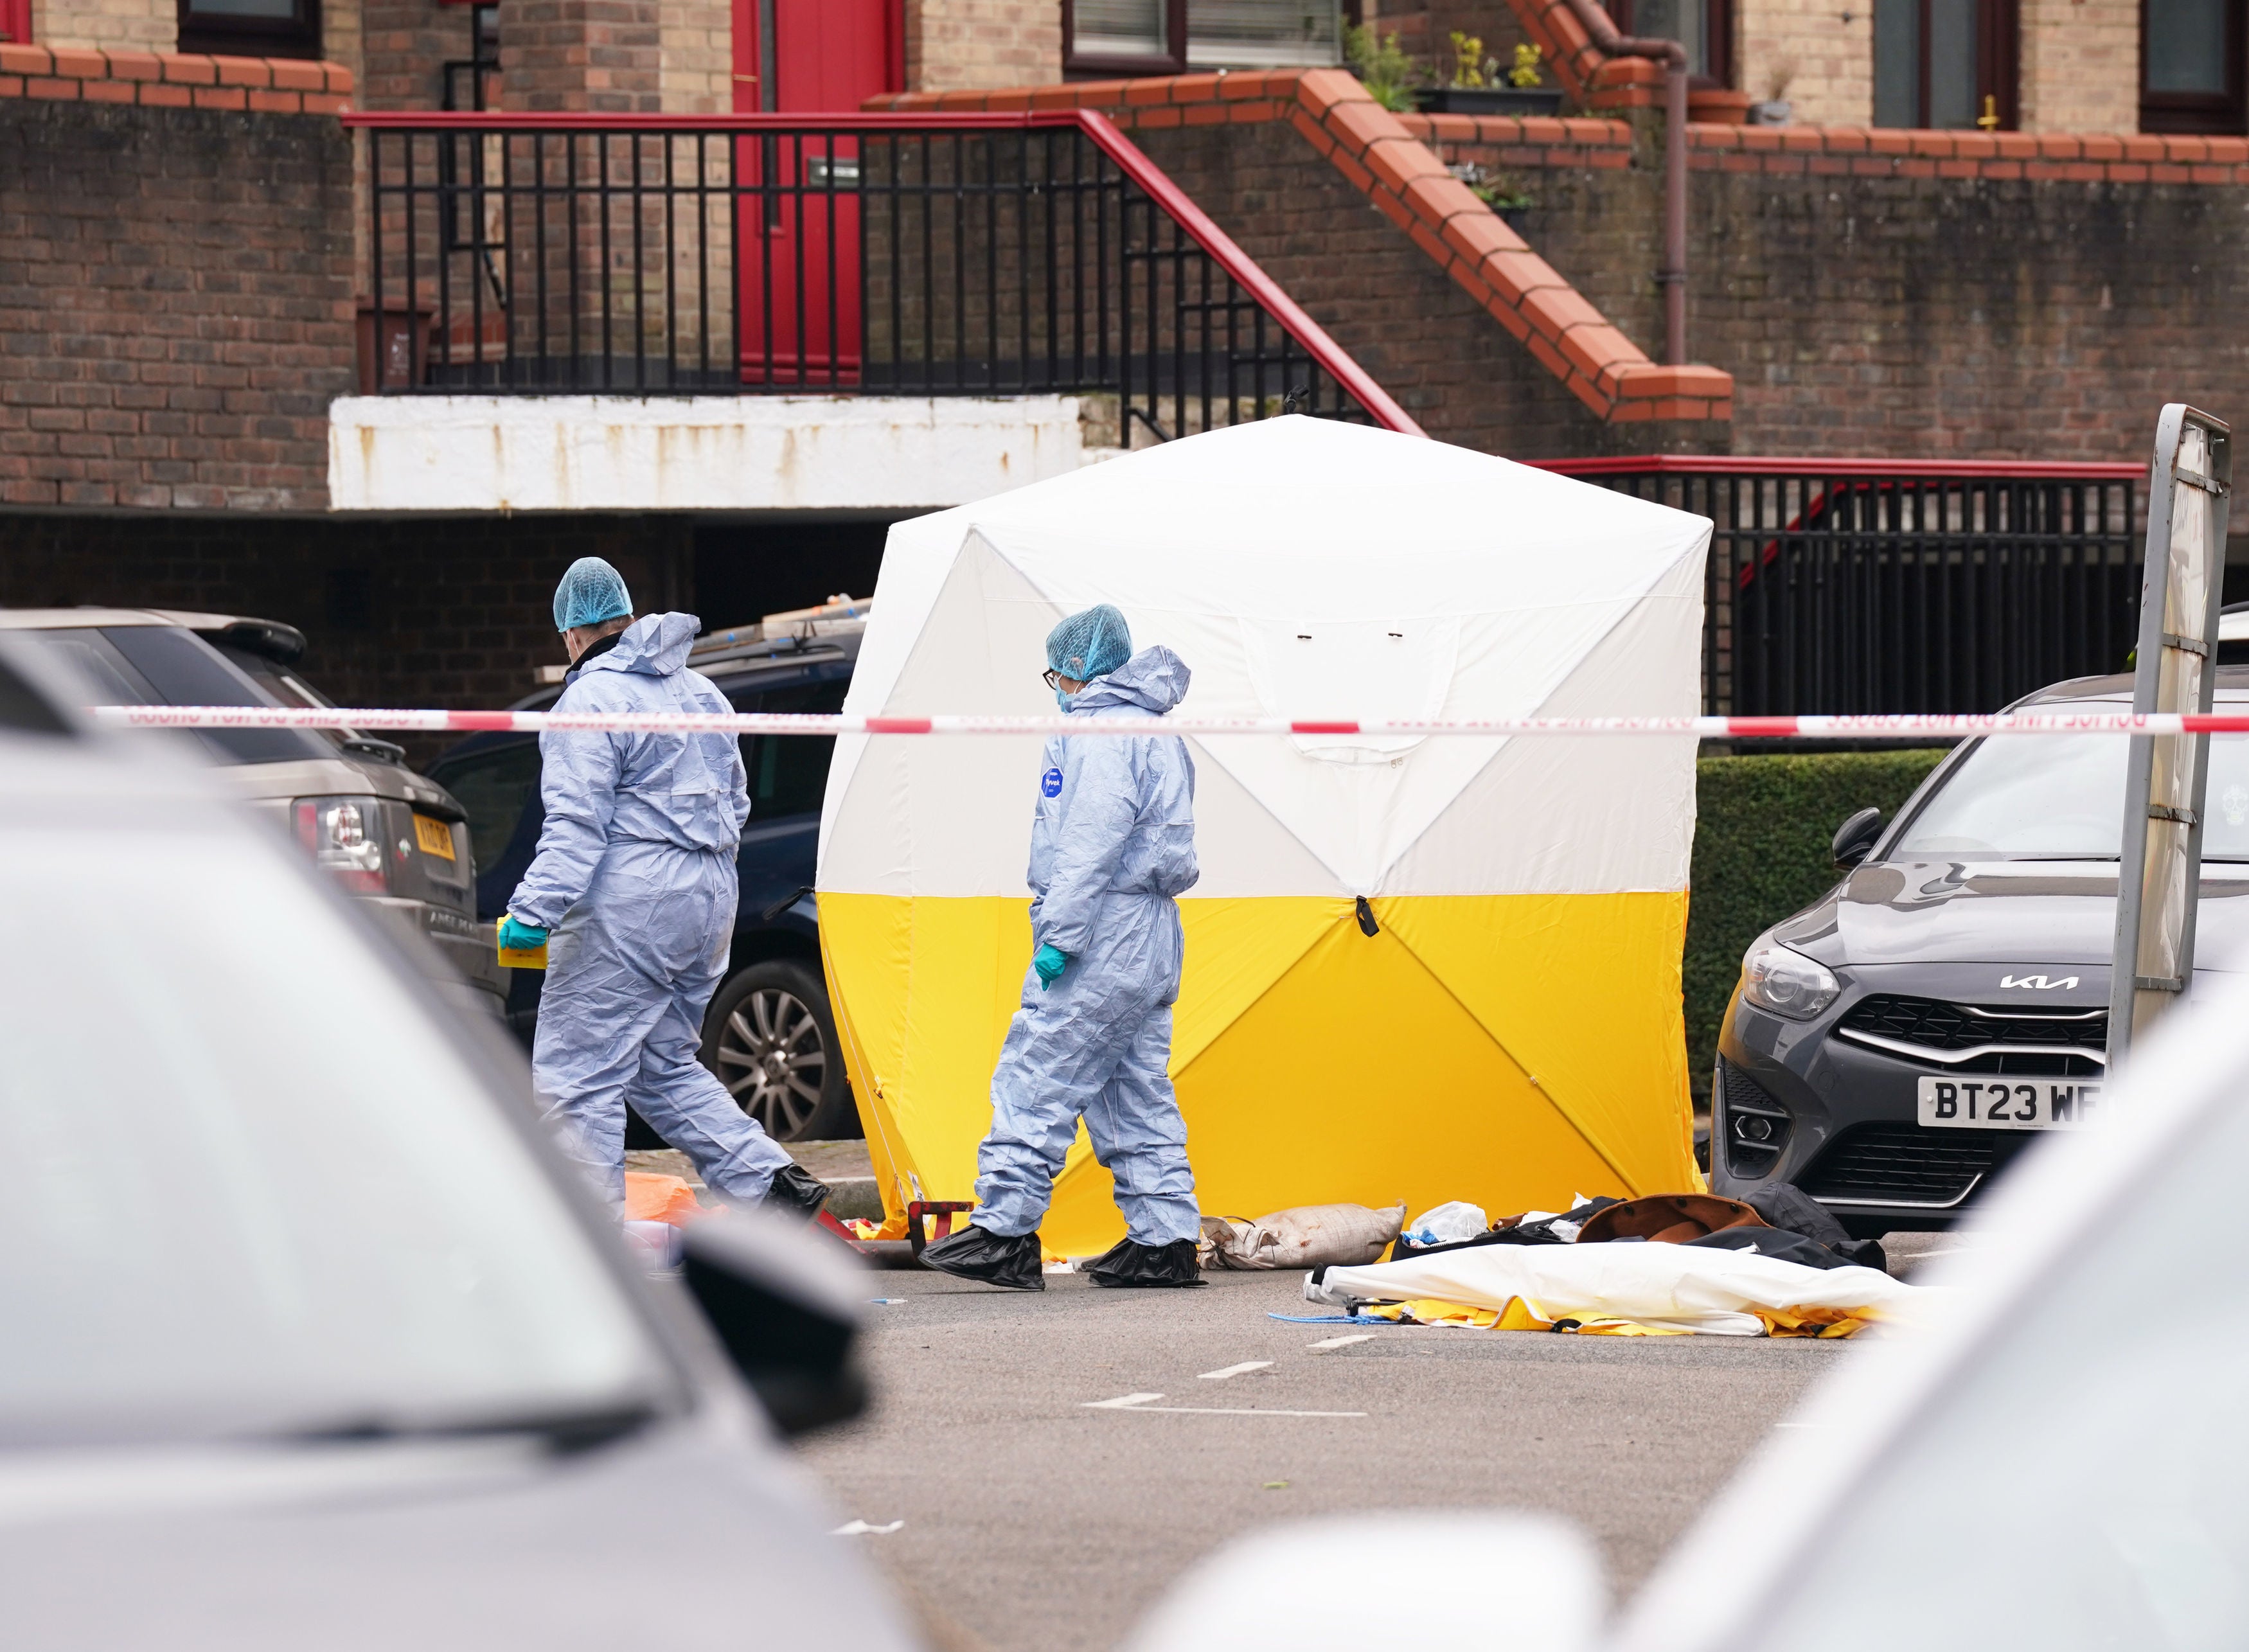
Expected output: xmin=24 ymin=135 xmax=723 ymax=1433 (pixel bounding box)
xmin=816 ymin=416 xmax=1712 ymax=1257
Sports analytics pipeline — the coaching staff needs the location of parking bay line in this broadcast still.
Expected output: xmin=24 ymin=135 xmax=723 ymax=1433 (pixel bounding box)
xmin=1197 ymin=1361 xmax=1274 ymax=1380
xmin=1083 ymin=1392 xmax=1364 ymax=1418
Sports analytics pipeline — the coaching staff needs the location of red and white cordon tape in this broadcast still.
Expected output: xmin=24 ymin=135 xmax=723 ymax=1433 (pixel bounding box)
xmin=83 ymin=706 xmax=2249 ymax=738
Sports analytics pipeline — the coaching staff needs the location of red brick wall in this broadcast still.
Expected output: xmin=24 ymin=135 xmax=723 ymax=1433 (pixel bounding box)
xmin=0 ymin=60 xmax=355 ymax=508
xmin=1425 ymin=119 xmax=2249 ymax=459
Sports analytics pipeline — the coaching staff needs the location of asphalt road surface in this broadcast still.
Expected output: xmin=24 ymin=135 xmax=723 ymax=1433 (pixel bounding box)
xmin=797 ymin=1261 xmax=1891 ymax=1652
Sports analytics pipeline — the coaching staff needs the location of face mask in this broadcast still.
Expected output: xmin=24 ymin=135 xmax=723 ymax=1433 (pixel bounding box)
xmin=1054 ymin=687 xmax=1074 ymax=711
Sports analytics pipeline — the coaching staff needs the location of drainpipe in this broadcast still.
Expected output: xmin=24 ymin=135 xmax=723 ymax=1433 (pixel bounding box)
xmin=1558 ymin=0 xmax=1689 ymax=367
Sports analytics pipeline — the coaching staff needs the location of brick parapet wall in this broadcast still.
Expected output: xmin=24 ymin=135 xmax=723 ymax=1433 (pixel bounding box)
xmin=872 ymin=67 xmax=1733 ymax=425
xmin=0 ymin=80 xmax=355 ymax=508
xmin=0 ymin=41 xmax=352 ymax=108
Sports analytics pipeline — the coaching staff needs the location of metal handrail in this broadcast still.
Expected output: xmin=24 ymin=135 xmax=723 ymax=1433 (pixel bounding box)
xmin=343 ymin=107 xmax=1419 ymax=437
xmin=1538 ymin=455 xmax=2147 ymax=481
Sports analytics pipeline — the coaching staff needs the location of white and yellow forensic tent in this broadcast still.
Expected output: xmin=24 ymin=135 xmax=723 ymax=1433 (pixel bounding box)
xmin=816 ymin=416 xmax=1712 ymax=1256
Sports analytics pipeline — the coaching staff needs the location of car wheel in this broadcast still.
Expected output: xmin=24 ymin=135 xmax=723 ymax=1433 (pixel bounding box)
xmin=702 ymin=959 xmax=858 ymax=1142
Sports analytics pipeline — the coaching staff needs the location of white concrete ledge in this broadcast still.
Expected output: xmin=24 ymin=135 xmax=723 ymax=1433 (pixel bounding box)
xmin=328 ymin=395 xmax=1083 ymax=511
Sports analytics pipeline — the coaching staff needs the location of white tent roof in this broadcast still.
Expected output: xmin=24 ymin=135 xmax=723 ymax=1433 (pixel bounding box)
xmin=819 ymin=417 xmax=1712 ymax=900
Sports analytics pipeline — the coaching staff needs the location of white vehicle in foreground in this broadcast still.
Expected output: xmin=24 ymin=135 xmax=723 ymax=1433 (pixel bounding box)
xmin=0 ymin=639 xmax=917 ymax=1652
xmin=1133 ymin=964 xmax=2249 ymax=1652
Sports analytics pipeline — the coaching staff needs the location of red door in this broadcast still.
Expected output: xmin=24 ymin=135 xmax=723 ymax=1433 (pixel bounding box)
xmin=733 ymin=0 xmax=903 ymax=385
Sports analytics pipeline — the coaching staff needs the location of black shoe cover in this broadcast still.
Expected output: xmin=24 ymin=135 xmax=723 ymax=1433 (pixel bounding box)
xmin=921 ymin=1224 xmax=1046 ymax=1291
xmin=761 ymin=1162 xmax=831 ymax=1223
xmin=1087 ymin=1237 xmax=1206 ymax=1288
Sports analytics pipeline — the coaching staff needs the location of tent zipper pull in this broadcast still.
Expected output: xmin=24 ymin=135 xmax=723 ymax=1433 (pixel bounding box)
xmin=1355 ymin=896 xmax=1379 ymax=937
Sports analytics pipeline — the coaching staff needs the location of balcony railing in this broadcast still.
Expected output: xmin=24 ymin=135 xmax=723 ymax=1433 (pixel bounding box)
xmin=343 ymin=108 xmax=1417 ymax=444
xmin=1541 ymin=457 xmax=2148 ymax=719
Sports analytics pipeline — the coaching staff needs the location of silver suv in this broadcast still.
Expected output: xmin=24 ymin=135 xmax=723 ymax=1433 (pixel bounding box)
xmin=1 ymin=608 xmax=504 ymax=1018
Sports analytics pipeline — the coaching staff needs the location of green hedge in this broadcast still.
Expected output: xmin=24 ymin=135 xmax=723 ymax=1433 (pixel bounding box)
xmin=1685 ymin=749 xmax=1948 ymax=1095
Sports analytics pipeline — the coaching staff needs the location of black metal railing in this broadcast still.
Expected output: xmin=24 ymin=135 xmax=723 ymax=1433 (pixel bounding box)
xmin=1543 ymin=458 xmax=2146 ymax=717
xmin=344 ymin=109 xmax=1415 ymax=443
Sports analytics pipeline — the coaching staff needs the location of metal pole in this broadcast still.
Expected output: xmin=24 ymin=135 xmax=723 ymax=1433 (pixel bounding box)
xmin=1560 ymin=0 xmax=1688 ymax=366
xmin=1662 ymin=58 xmax=1685 ymax=366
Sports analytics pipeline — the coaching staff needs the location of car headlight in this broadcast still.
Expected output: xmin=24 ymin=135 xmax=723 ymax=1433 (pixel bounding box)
xmin=1741 ymin=941 xmax=1840 ymax=1020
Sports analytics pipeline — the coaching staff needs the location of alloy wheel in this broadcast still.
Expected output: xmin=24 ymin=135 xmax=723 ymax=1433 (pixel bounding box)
xmin=714 ymin=986 xmax=827 ymax=1137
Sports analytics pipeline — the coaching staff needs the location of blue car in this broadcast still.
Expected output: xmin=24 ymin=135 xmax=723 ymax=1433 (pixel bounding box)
xmin=426 ymin=612 xmax=862 ymax=1143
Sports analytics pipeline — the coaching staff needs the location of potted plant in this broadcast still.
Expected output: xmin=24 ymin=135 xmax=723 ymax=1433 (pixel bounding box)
xmin=1747 ymin=60 xmax=1795 ymax=125
xmin=1449 ymin=161 xmax=1536 ymax=231
xmin=1344 ymin=24 xmax=1422 ymax=113
xmin=1416 ymin=37 xmax=1567 ymax=116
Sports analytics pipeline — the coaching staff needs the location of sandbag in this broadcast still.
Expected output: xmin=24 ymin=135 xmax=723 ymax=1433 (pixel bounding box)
xmin=1200 ymin=1202 xmax=1407 ymax=1270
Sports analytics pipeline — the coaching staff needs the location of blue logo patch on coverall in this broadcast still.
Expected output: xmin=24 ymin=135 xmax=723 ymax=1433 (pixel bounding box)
xmin=1041 ymin=768 xmax=1064 ymax=797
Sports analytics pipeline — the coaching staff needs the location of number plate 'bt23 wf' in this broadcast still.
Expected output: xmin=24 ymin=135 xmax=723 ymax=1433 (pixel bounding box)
xmin=1917 ymin=1076 xmax=2099 ymax=1132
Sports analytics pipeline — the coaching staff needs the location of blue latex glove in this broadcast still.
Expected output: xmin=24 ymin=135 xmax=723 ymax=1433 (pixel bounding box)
xmin=498 ymin=914 xmax=549 ymax=952
xmin=1032 ymin=943 xmax=1070 ymax=990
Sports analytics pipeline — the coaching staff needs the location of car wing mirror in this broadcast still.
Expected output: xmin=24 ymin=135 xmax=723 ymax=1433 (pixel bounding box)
xmin=1831 ymin=806 xmax=1885 ymax=869
xmin=1121 ymin=1513 xmax=1605 ymax=1652
xmin=679 ymin=1209 xmax=867 ymax=1437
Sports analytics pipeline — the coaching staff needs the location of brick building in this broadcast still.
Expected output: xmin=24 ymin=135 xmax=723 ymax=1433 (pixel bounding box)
xmin=5 ymin=0 xmax=2249 ymax=718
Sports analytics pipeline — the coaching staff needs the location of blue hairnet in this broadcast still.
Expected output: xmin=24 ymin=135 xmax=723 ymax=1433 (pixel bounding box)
xmin=1046 ymin=605 xmax=1132 ymax=682
xmin=553 ymin=557 xmax=634 ymax=632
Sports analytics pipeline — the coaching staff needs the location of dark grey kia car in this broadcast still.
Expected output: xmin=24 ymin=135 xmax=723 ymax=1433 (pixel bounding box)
xmin=1714 ymin=669 xmax=2249 ymax=1235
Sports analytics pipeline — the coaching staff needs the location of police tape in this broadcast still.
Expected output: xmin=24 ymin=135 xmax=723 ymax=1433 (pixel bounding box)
xmin=81 ymin=705 xmax=2249 ymax=738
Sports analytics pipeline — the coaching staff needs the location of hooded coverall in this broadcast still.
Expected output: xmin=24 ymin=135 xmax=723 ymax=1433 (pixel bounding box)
xmin=972 ymin=645 xmax=1203 ymax=1245
xmin=509 ymin=613 xmax=795 ymax=1206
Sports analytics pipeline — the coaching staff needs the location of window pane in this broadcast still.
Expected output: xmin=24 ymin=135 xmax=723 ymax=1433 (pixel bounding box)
xmin=1873 ymin=0 xmax=1921 ymax=124
xmin=2148 ymin=0 xmax=2230 ymax=92
xmin=1928 ymin=0 xmax=1981 ymax=126
xmin=1619 ymin=0 xmax=1707 ymax=77
xmin=188 ymin=0 xmax=300 ymax=18
xmin=1073 ymin=0 xmax=1169 ymax=56
xmin=1186 ymin=0 xmax=1344 ymax=68
xmin=432 ymin=742 xmax=545 ymax=876
xmin=1896 ymin=733 xmax=2249 ymax=860
xmin=745 ymin=680 xmax=844 ymax=821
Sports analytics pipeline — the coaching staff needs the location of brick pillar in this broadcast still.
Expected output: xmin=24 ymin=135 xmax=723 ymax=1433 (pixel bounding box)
xmin=905 ymin=0 xmax=1062 ymax=94
xmin=499 ymin=0 xmax=663 ymax=111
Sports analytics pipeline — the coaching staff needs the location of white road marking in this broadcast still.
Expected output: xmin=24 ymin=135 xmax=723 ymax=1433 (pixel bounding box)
xmin=1306 ymin=1333 xmax=1376 ymax=1352
xmin=1198 ymin=1360 xmax=1274 ymax=1380
xmin=1081 ymin=1392 xmax=1363 ymax=1418
xmin=833 ymin=1520 xmax=905 ymax=1536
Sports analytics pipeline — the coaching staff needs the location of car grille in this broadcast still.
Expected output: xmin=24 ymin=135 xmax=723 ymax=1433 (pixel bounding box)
xmin=1802 ymin=1123 xmax=2038 ymax=1207
xmin=1835 ymin=993 xmax=2106 ymax=1076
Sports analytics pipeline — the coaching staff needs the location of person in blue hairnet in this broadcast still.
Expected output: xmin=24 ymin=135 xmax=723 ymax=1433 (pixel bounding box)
xmin=500 ymin=557 xmax=828 ymax=1221
xmin=920 ymin=604 xmax=1204 ymax=1290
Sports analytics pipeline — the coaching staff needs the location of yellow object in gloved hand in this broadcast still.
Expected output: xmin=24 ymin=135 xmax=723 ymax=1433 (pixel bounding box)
xmin=497 ymin=914 xmax=549 ymax=969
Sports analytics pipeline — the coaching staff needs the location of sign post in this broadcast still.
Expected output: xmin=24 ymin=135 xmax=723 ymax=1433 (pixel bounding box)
xmin=2108 ymin=405 xmax=2233 ymax=1072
